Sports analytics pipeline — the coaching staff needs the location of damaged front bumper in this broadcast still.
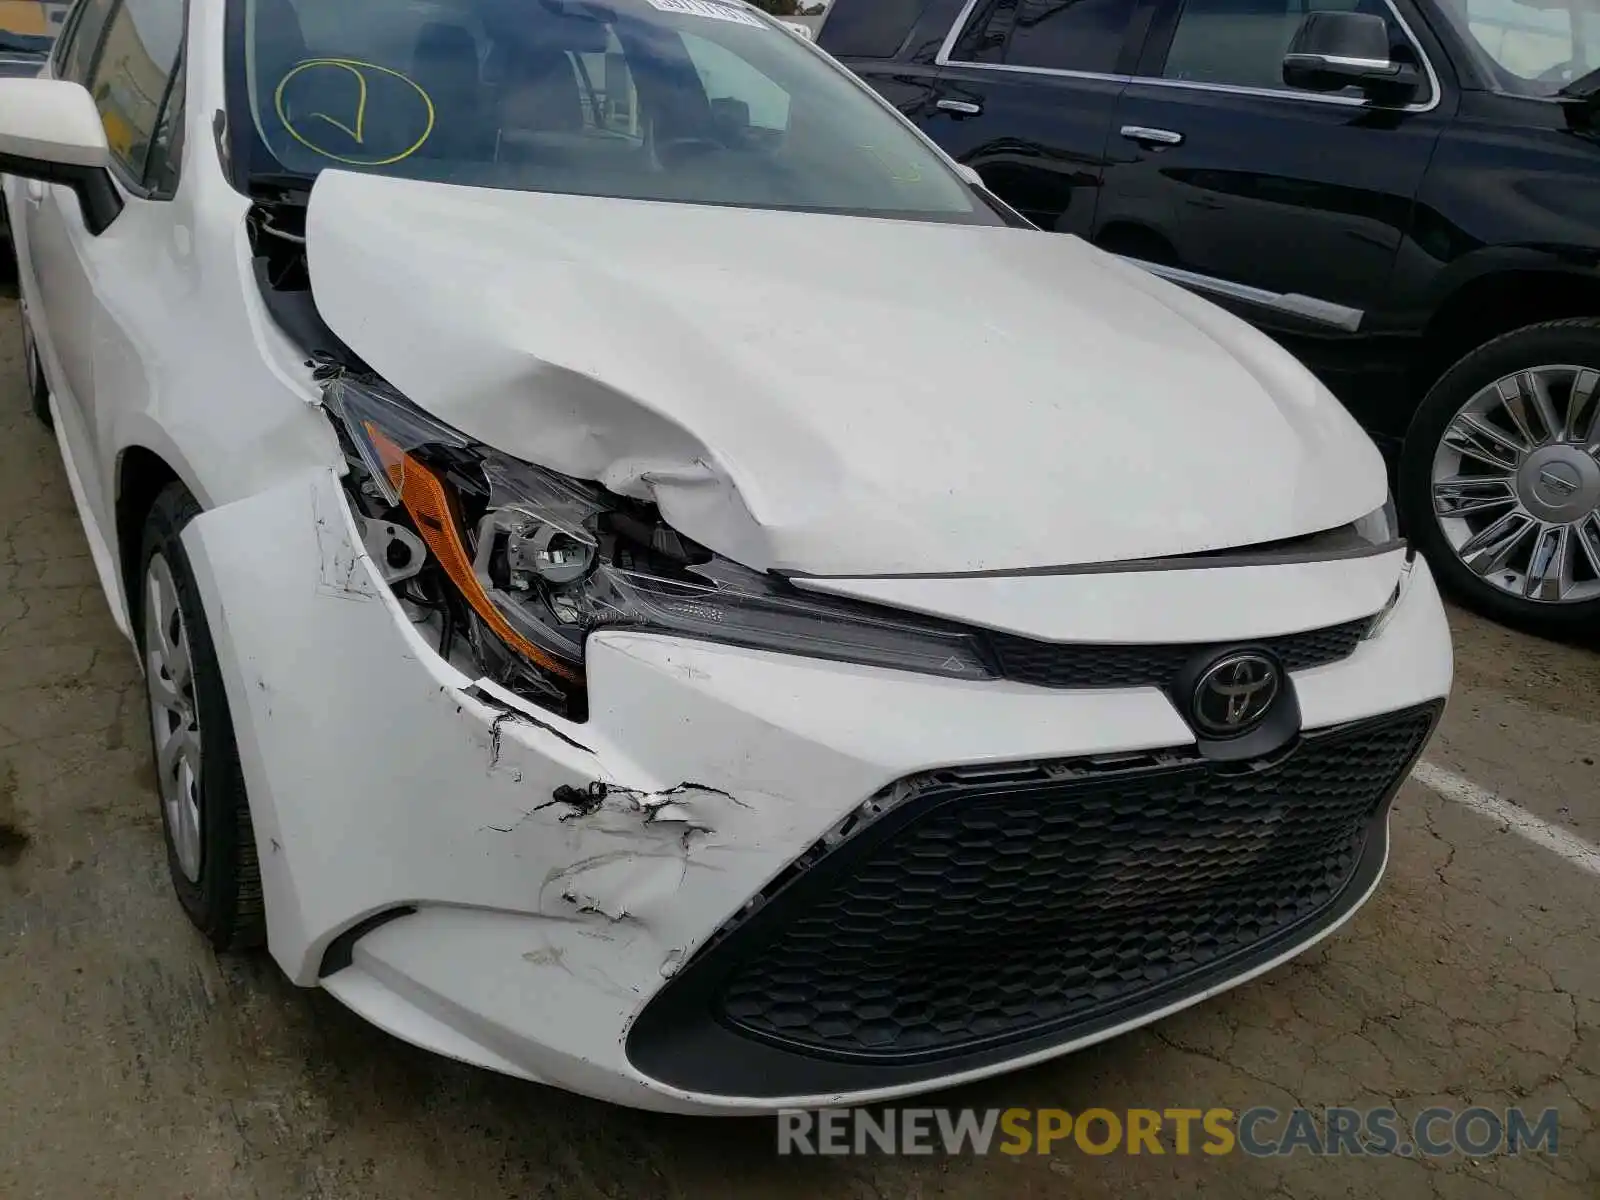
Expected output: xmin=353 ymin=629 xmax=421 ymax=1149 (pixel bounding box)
xmin=181 ymin=468 xmax=1451 ymax=1114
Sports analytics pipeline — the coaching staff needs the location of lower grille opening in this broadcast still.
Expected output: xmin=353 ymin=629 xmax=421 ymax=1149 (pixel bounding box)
xmin=627 ymin=703 xmax=1440 ymax=1095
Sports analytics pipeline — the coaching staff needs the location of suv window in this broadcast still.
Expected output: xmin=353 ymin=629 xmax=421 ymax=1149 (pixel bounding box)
xmin=952 ymin=0 xmax=1137 ymax=75
xmin=1161 ymin=0 xmax=1429 ymax=100
xmin=1433 ymin=0 xmax=1596 ymax=95
xmin=85 ymin=0 xmax=183 ymax=182
xmin=817 ymin=0 xmax=931 ymax=58
xmin=56 ymin=0 xmax=115 ymax=81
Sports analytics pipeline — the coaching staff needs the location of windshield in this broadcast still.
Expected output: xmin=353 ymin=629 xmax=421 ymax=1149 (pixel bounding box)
xmin=1434 ymin=0 xmax=1600 ymax=96
xmin=0 ymin=0 xmax=67 ymax=56
xmin=236 ymin=0 xmax=989 ymax=221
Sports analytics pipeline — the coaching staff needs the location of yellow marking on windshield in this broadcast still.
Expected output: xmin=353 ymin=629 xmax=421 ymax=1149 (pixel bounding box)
xmin=274 ymin=58 xmax=435 ymax=167
xmin=857 ymin=144 xmax=923 ymax=183
xmin=307 ymin=61 xmax=368 ymax=143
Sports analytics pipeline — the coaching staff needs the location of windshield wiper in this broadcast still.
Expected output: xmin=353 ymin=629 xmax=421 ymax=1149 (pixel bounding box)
xmin=247 ymin=171 xmax=316 ymax=200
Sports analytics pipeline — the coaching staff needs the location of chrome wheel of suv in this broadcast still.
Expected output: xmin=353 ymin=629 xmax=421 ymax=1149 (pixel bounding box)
xmin=1402 ymin=318 xmax=1600 ymax=637
xmin=1431 ymin=364 xmax=1600 ymax=604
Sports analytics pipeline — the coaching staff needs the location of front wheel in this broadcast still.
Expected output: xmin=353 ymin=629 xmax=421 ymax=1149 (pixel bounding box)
xmin=136 ymin=483 xmax=266 ymax=950
xmin=1400 ymin=319 xmax=1600 ymax=637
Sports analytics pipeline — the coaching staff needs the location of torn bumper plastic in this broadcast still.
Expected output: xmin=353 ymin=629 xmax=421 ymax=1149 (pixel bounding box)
xmin=181 ymin=468 xmax=1452 ymax=1114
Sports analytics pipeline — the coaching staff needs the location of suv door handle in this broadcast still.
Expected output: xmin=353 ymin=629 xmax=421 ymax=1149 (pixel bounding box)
xmin=1121 ymin=125 xmax=1184 ymax=146
xmin=937 ymin=98 xmax=983 ymax=116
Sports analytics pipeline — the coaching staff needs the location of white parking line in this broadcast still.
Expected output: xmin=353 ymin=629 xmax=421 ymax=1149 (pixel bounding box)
xmin=1412 ymin=761 xmax=1600 ymax=878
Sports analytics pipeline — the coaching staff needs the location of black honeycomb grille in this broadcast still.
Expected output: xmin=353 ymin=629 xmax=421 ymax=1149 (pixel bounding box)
xmin=987 ymin=616 xmax=1373 ymax=690
xmin=713 ymin=706 xmax=1436 ymax=1061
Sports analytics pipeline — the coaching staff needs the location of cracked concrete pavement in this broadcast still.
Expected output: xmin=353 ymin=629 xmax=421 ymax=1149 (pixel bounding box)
xmin=1 ymin=290 xmax=1597 ymax=1199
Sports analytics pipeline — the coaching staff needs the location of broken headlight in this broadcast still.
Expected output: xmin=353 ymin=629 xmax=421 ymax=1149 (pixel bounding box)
xmin=1351 ymin=496 xmax=1400 ymax=548
xmin=325 ymin=374 xmax=994 ymax=711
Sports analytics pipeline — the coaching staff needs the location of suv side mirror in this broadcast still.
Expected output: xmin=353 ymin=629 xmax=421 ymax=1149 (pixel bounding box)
xmin=1282 ymin=11 xmax=1422 ymax=105
xmin=0 ymin=77 xmax=123 ymax=234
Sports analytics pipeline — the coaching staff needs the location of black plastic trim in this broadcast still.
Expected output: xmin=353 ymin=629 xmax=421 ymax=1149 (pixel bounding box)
xmin=318 ymin=906 xmax=417 ymax=977
xmin=625 ymin=703 xmax=1441 ymax=1098
xmin=784 ymin=537 xmax=1405 ymax=581
xmin=0 ymin=153 xmax=124 ymax=234
xmin=1170 ymin=644 xmax=1302 ymax=761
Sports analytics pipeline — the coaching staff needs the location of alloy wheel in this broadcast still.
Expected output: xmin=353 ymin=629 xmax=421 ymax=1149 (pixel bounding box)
xmin=1430 ymin=364 xmax=1600 ymax=604
xmin=145 ymin=553 xmax=204 ymax=882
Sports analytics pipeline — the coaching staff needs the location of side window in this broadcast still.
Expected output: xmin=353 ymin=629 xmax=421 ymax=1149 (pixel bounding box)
xmin=1461 ymin=0 xmax=1571 ymax=76
xmin=682 ymin=32 xmax=791 ymax=131
xmin=83 ymin=0 xmax=183 ymax=184
xmin=1161 ymin=0 xmax=1430 ymax=99
xmin=56 ymin=0 xmax=116 ymax=83
xmin=952 ymin=0 xmax=1138 ymax=75
xmin=817 ymin=0 xmax=932 ymax=58
xmin=1434 ymin=0 xmax=1589 ymax=94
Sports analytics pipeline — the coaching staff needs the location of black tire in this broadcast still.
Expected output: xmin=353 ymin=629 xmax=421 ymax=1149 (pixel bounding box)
xmin=1400 ymin=318 xmax=1600 ymax=638
xmin=20 ymin=303 xmax=51 ymax=428
xmin=135 ymin=483 xmax=266 ymax=950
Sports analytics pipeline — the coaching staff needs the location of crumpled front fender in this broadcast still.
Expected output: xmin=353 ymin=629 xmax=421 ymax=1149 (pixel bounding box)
xmin=175 ymin=466 xmax=1200 ymax=1101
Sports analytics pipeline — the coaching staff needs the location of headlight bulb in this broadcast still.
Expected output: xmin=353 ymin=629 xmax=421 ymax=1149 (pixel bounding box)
xmin=509 ymin=523 xmax=596 ymax=586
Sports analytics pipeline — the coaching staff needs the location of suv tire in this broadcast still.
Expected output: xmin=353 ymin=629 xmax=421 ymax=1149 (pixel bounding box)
xmin=1401 ymin=318 xmax=1600 ymax=638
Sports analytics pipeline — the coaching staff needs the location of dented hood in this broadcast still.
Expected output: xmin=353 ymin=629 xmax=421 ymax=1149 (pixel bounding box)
xmin=305 ymin=171 xmax=1387 ymax=576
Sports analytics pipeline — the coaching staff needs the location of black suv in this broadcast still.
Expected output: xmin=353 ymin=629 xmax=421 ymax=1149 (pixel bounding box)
xmin=818 ymin=0 xmax=1600 ymax=636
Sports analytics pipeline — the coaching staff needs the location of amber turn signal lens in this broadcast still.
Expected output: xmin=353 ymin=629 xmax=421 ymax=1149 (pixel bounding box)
xmin=364 ymin=423 xmax=581 ymax=682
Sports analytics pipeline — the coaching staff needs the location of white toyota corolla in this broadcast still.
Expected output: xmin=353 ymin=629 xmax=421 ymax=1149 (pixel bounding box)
xmin=2 ymin=0 xmax=1450 ymax=1113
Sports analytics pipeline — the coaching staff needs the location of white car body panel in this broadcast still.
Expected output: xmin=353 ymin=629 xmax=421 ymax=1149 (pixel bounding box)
xmin=0 ymin=75 xmax=106 ymax=164
xmin=182 ymin=466 xmax=1451 ymax=1112
xmin=5 ymin=0 xmax=1453 ymax=1115
xmin=306 ymin=169 xmax=1388 ymax=576
xmin=5 ymin=0 xmax=339 ymax=633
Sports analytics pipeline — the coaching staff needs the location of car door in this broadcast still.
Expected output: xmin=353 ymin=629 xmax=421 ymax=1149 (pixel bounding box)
xmin=19 ymin=0 xmax=118 ymax=432
xmin=815 ymin=0 xmax=959 ymax=120
xmin=19 ymin=0 xmax=184 ymax=540
xmin=1094 ymin=0 xmax=1456 ymax=386
xmin=922 ymin=0 xmax=1157 ymax=235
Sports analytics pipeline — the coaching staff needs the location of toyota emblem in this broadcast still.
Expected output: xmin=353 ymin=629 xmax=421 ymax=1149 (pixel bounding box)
xmin=1191 ymin=652 xmax=1281 ymax=737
